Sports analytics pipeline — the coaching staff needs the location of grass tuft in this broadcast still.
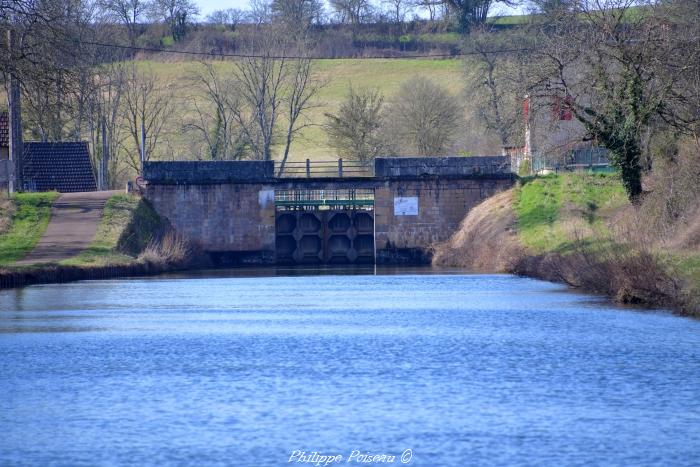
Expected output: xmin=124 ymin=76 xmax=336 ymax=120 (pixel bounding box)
xmin=0 ymin=192 xmax=59 ymax=265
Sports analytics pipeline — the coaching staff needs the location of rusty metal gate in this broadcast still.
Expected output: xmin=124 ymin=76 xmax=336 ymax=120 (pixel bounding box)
xmin=275 ymin=189 xmax=375 ymax=264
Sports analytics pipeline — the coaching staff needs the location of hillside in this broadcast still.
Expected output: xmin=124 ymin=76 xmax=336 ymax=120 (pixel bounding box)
xmin=140 ymin=58 xmax=478 ymax=163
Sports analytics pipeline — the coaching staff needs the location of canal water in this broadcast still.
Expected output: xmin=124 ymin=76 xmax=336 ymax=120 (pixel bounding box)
xmin=1 ymin=269 xmax=699 ymax=466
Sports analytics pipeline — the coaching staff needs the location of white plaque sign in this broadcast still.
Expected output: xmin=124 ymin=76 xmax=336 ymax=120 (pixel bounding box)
xmin=258 ymin=189 xmax=275 ymax=207
xmin=394 ymin=196 xmax=418 ymax=216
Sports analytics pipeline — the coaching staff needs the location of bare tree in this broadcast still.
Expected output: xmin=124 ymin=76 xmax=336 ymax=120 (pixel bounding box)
xmin=229 ymin=41 xmax=286 ymax=161
xmin=4 ymin=0 xmax=101 ymax=141
xmin=388 ymin=76 xmax=461 ymax=155
xmin=325 ymin=87 xmax=386 ymax=166
xmin=329 ymin=0 xmax=372 ymax=25
xmin=442 ymin=0 xmax=515 ymax=34
xmin=247 ymin=0 xmax=272 ymax=25
xmin=382 ymin=0 xmax=412 ymax=24
xmin=464 ymin=29 xmax=529 ymax=147
xmin=1 ymin=0 xmax=82 ymax=79
xmin=411 ymin=0 xmax=441 ymax=21
xmin=87 ymin=62 xmax=130 ymax=188
xmin=121 ymin=64 xmax=173 ymax=173
xmin=230 ymin=33 xmax=322 ymax=166
xmin=22 ymin=70 xmax=72 ymax=141
xmin=206 ymin=8 xmax=245 ymax=30
xmin=150 ymin=0 xmax=198 ymax=42
xmin=278 ymin=52 xmax=324 ymax=175
xmin=182 ymin=62 xmax=247 ymax=160
xmin=98 ymin=0 xmax=151 ymax=46
xmin=2 ymin=1 xmax=143 ymax=190
xmin=270 ymin=0 xmax=324 ymax=34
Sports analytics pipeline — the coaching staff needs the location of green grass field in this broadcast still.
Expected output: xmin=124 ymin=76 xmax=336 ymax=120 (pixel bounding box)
xmin=488 ymin=14 xmax=533 ymax=25
xmin=140 ymin=58 xmax=465 ymax=163
xmin=0 ymin=192 xmax=59 ymax=265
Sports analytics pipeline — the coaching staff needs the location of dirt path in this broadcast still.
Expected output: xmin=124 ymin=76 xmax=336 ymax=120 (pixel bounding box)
xmin=16 ymin=191 xmax=122 ymax=265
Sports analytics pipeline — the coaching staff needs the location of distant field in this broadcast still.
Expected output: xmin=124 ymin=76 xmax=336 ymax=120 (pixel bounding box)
xmin=488 ymin=14 xmax=533 ymax=25
xmin=141 ymin=58 xmax=466 ymax=163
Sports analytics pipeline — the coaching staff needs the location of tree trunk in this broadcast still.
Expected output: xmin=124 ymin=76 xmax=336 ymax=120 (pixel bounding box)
xmin=614 ymin=145 xmax=643 ymax=201
xmin=7 ymin=29 xmax=23 ymax=193
xmin=277 ymin=130 xmax=294 ymax=177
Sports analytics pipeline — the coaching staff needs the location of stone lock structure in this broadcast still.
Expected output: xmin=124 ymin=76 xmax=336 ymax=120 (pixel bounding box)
xmin=143 ymin=157 xmax=514 ymax=265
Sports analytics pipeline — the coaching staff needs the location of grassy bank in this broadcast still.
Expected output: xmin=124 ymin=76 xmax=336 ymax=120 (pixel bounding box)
xmin=514 ymin=174 xmax=627 ymax=253
xmin=0 ymin=192 xmax=59 ymax=265
xmin=434 ymin=173 xmax=628 ymax=269
xmin=435 ymin=173 xmax=700 ymax=316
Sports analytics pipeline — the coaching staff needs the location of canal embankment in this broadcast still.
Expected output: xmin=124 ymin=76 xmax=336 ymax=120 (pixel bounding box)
xmin=3 ymin=170 xmax=700 ymax=318
xmin=433 ymin=172 xmax=700 ymax=317
xmin=0 ymin=192 xmax=200 ymax=289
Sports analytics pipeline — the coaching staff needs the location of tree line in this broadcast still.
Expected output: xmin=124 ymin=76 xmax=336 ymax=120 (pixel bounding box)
xmin=92 ymin=0 xmax=516 ymax=44
xmin=484 ymin=0 xmax=699 ymax=200
xmin=2 ymin=0 xmax=700 ymax=200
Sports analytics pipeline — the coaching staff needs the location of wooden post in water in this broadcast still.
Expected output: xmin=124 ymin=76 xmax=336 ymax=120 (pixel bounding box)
xmin=338 ymin=158 xmax=343 ymax=177
xmin=306 ymin=159 xmax=311 ymax=178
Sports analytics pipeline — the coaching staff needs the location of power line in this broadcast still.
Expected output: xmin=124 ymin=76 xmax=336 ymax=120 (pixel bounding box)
xmin=81 ymin=40 xmax=540 ymax=60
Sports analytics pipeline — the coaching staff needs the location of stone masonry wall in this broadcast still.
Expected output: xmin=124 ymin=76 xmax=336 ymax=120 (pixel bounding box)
xmin=374 ymin=178 xmax=513 ymax=263
xmin=143 ymin=161 xmax=274 ymax=184
xmin=146 ymin=183 xmax=276 ymax=263
xmin=143 ymin=159 xmax=514 ymax=265
xmin=374 ymin=156 xmax=510 ymax=177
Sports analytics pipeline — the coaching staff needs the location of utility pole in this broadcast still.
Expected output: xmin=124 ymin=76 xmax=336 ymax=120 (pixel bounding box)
xmin=7 ymin=29 xmax=23 ymax=193
xmin=523 ymin=94 xmax=532 ymax=175
xmin=101 ymin=116 xmax=109 ymax=190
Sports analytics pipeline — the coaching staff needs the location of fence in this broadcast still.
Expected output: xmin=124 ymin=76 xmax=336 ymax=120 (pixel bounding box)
xmin=530 ymin=148 xmax=613 ymax=175
xmin=279 ymin=159 xmax=373 ymax=178
xmin=275 ymin=188 xmax=375 ymax=209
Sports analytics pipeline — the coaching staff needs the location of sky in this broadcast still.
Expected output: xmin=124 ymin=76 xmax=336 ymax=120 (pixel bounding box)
xmin=193 ymin=0 xmax=523 ymax=19
xmin=195 ymin=0 xmax=247 ymax=17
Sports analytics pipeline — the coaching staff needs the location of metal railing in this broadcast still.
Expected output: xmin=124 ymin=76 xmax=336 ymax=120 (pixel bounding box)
xmin=279 ymin=159 xmax=373 ymax=178
xmin=275 ymin=188 xmax=375 ymax=209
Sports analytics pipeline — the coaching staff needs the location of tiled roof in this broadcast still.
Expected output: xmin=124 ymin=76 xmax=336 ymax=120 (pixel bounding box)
xmin=0 ymin=111 xmax=8 ymax=148
xmin=23 ymin=142 xmax=97 ymax=193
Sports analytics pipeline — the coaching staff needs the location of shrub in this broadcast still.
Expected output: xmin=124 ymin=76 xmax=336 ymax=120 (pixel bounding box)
xmin=138 ymin=230 xmax=196 ymax=267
